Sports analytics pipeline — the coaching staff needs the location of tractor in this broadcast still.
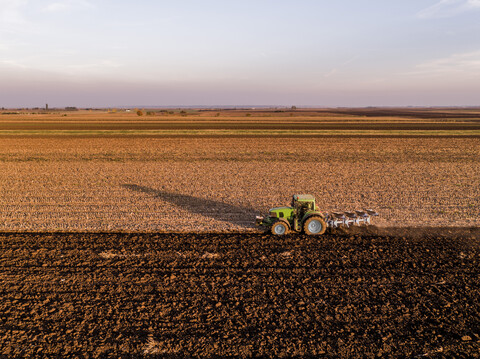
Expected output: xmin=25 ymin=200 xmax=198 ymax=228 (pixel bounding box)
xmin=255 ymin=194 xmax=378 ymax=235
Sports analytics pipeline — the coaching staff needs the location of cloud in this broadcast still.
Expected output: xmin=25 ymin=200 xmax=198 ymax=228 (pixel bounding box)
xmin=62 ymin=60 xmax=122 ymax=74
xmin=0 ymin=58 xmax=31 ymax=69
xmin=43 ymin=0 xmax=94 ymax=13
xmin=411 ymin=50 xmax=480 ymax=76
xmin=417 ymin=0 xmax=480 ymax=19
xmin=0 ymin=54 xmax=124 ymax=83
xmin=0 ymin=0 xmax=28 ymax=26
xmin=323 ymin=55 xmax=359 ymax=78
xmin=467 ymin=0 xmax=480 ymax=7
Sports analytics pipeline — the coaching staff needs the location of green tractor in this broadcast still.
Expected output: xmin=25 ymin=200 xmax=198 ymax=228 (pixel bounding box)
xmin=256 ymin=194 xmax=327 ymax=235
xmin=256 ymin=194 xmax=378 ymax=235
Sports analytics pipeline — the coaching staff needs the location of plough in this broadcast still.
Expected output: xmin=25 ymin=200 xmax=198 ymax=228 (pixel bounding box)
xmin=326 ymin=209 xmax=378 ymax=228
xmin=256 ymin=194 xmax=378 ymax=235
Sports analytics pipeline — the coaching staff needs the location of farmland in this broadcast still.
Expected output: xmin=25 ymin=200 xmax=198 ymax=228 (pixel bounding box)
xmin=1 ymin=108 xmax=480 ymax=357
xmin=0 ymin=108 xmax=479 ymax=232
xmin=2 ymin=107 xmax=480 ymax=135
xmin=1 ymin=230 xmax=479 ymax=357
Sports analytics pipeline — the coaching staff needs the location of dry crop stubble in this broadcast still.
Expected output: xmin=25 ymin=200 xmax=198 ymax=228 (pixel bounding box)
xmin=0 ymin=136 xmax=479 ymax=232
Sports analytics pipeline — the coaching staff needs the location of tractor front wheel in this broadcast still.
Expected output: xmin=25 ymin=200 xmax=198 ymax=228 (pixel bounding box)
xmin=304 ymin=216 xmax=327 ymax=235
xmin=271 ymin=221 xmax=289 ymax=235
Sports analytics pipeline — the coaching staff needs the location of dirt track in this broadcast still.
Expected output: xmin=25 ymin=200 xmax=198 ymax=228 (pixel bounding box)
xmin=1 ymin=229 xmax=479 ymax=358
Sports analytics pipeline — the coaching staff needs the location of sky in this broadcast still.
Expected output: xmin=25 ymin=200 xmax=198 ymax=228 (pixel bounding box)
xmin=1 ymin=0 xmax=480 ymax=108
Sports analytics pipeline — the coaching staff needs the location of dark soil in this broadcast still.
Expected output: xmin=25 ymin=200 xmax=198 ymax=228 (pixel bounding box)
xmin=1 ymin=230 xmax=479 ymax=358
xmin=325 ymin=108 xmax=480 ymax=120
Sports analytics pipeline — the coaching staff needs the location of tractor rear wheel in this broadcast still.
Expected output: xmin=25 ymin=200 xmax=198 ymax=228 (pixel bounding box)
xmin=304 ymin=216 xmax=327 ymax=235
xmin=271 ymin=221 xmax=289 ymax=235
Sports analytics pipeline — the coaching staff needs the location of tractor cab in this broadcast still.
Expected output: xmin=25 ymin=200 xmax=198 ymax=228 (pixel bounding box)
xmin=290 ymin=194 xmax=321 ymax=232
xmin=291 ymin=194 xmax=317 ymax=218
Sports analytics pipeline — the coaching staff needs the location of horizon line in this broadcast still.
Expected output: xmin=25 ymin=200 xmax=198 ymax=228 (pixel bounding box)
xmin=3 ymin=105 xmax=480 ymax=110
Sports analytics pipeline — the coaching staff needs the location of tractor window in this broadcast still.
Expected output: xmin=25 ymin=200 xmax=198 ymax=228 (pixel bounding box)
xmin=279 ymin=212 xmax=284 ymax=218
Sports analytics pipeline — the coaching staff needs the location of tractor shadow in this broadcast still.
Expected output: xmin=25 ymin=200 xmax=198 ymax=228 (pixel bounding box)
xmin=122 ymin=184 xmax=259 ymax=228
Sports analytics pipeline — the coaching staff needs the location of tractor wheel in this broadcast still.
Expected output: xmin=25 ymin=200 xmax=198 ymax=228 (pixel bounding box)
xmin=304 ymin=216 xmax=327 ymax=235
xmin=271 ymin=221 xmax=289 ymax=235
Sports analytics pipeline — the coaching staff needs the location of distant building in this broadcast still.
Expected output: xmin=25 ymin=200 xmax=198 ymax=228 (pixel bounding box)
xmin=46 ymin=103 xmax=48 ymax=111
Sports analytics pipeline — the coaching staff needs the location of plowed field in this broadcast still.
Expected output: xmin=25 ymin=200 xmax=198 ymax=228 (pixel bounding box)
xmin=1 ymin=229 xmax=479 ymax=358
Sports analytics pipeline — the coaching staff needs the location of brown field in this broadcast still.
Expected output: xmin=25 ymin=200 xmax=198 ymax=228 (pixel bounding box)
xmin=1 ymin=108 xmax=480 ymax=357
xmin=1 ymin=107 xmax=480 ymax=134
xmin=0 ymin=108 xmax=479 ymax=232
